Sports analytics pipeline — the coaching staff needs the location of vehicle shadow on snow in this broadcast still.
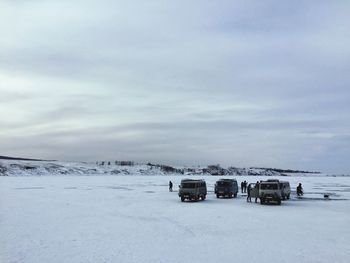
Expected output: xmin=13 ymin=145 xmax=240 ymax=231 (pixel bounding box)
xmin=174 ymin=195 xmax=244 ymax=204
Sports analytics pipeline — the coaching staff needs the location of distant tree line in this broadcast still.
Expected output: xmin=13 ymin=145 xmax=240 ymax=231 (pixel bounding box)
xmin=96 ymin=161 xmax=135 ymax=166
xmin=147 ymin=163 xmax=184 ymax=174
xmin=250 ymin=167 xmax=320 ymax=174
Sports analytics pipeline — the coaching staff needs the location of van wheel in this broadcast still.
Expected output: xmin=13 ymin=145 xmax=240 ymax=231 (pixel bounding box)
xmin=277 ymin=199 xmax=281 ymax=205
xmin=181 ymin=196 xmax=185 ymax=202
xmin=287 ymin=194 xmax=290 ymax=200
xmin=216 ymin=194 xmax=220 ymax=198
xmin=202 ymin=195 xmax=206 ymax=200
xmin=260 ymin=198 xmax=265 ymax=205
xmin=234 ymin=193 xmax=237 ymax=198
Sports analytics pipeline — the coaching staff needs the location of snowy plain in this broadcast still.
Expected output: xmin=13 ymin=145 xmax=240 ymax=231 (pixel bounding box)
xmin=1 ymin=175 xmax=350 ymax=263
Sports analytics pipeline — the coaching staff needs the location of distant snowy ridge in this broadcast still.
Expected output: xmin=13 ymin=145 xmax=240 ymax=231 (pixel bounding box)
xmin=0 ymin=159 xmax=343 ymax=177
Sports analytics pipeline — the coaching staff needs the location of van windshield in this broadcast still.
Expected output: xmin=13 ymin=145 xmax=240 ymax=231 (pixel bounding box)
xmin=182 ymin=183 xmax=196 ymax=188
xmin=217 ymin=181 xmax=232 ymax=186
xmin=260 ymin=183 xmax=278 ymax=190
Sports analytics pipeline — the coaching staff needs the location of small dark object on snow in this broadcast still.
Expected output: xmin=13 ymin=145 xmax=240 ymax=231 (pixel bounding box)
xmin=324 ymin=194 xmax=329 ymax=199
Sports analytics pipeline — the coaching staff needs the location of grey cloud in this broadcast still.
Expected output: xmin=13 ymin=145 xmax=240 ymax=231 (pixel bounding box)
xmin=0 ymin=0 xmax=349 ymax=173
xmin=0 ymin=90 xmax=34 ymax=103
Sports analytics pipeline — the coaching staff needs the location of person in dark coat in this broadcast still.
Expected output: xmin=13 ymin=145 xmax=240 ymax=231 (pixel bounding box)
xmin=297 ymin=183 xmax=303 ymax=196
xmin=243 ymin=181 xmax=247 ymax=193
xmin=255 ymin=181 xmax=260 ymax=203
xmin=241 ymin=181 xmax=244 ymax=193
xmin=246 ymin=184 xmax=252 ymax=202
xmin=169 ymin=181 xmax=173 ymax=192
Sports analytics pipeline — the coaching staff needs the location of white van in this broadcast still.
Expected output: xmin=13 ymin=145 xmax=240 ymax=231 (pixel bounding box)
xmin=266 ymin=179 xmax=291 ymax=200
xmin=280 ymin=181 xmax=291 ymax=200
xmin=259 ymin=181 xmax=282 ymax=205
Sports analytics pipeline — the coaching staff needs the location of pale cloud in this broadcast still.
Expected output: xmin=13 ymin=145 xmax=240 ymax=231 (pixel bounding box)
xmin=0 ymin=0 xmax=349 ymax=173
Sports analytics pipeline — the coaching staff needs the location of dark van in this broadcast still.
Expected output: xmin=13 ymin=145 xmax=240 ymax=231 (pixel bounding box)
xmin=214 ymin=179 xmax=239 ymax=198
xmin=178 ymin=179 xmax=207 ymax=202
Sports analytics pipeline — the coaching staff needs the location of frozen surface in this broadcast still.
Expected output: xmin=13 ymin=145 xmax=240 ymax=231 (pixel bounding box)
xmin=1 ymin=175 xmax=350 ymax=263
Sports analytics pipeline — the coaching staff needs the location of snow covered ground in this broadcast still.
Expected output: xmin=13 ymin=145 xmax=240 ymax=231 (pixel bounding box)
xmin=1 ymin=175 xmax=350 ymax=263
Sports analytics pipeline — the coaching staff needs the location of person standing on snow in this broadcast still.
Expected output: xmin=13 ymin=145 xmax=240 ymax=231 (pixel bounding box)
xmin=255 ymin=181 xmax=260 ymax=203
xmin=241 ymin=181 xmax=244 ymax=193
xmin=297 ymin=183 xmax=303 ymax=196
xmin=243 ymin=181 xmax=247 ymax=193
xmin=247 ymin=183 xmax=252 ymax=202
xmin=169 ymin=181 xmax=173 ymax=192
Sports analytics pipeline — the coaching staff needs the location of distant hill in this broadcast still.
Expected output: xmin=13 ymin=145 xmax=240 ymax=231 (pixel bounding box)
xmin=250 ymin=167 xmax=320 ymax=174
xmin=0 ymin=159 xmax=331 ymax=177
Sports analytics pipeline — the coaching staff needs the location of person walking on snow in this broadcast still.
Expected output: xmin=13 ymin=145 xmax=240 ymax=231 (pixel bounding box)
xmin=241 ymin=181 xmax=244 ymax=193
xmin=169 ymin=181 xmax=173 ymax=192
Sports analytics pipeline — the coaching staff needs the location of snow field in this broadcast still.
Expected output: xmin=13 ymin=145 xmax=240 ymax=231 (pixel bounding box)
xmin=1 ymin=176 xmax=350 ymax=263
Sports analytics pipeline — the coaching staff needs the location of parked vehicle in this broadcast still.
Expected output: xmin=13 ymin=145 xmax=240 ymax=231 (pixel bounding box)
xmin=214 ymin=179 xmax=238 ymax=198
xmin=178 ymin=179 xmax=207 ymax=202
xmin=259 ymin=180 xmax=282 ymax=205
xmin=280 ymin=181 xmax=291 ymax=200
xmin=248 ymin=183 xmax=259 ymax=200
xmin=266 ymin=179 xmax=291 ymax=200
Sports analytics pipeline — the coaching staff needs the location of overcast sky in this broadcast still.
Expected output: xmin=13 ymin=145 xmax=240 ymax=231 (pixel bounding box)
xmin=1 ymin=1 xmax=349 ymax=173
